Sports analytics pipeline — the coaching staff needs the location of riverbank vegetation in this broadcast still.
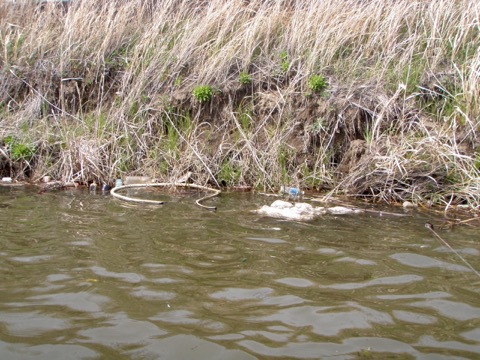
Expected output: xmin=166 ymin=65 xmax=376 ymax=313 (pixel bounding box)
xmin=0 ymin=0 xmax=479 ymax=209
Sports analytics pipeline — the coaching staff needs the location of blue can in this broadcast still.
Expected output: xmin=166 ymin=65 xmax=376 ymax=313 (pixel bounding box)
xmin=289 ymin=187 xmax=300 ymax=196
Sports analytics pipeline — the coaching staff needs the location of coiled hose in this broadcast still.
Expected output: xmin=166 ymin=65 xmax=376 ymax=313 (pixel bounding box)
xmin=111 ymin=183 xmax=221 ymax=210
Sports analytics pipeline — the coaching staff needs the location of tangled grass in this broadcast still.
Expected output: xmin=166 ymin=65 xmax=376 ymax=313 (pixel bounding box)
xmin=0 ymin=0 xmax=479 ymax=209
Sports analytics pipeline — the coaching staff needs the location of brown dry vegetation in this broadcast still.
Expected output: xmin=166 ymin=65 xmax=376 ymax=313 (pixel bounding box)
xmin=0 ymin=0 xmax=479 ymax=209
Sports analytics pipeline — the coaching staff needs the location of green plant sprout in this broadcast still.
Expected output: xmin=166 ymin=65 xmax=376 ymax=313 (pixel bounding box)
xmin=280 ymin=51 xmax=289 ymax=73
xmin=4 ymin=136 xmax=35 ymax=161
xmin=239 ymin=71 xmax=251 ymax=85
xmin=192 ymin=85 xmax=213 ymax=103
xmin=308 ymin=74 xmax=328 ymax=93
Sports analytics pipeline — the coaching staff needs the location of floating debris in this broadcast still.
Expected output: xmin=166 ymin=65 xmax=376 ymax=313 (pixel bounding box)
xmin=89 ymin=182 xmax=97 ymax=192
xmin=327 ymin=206 xmax=364 ymax=215
xmin=254 ymin=200 xmax=363 ymax=220
xmin=279 ymin=186 xmax=304 ymax=200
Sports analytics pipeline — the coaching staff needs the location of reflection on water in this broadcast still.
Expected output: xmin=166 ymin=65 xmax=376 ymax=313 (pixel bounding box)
xmin=0 ymin=186 xmax=479 ymax=359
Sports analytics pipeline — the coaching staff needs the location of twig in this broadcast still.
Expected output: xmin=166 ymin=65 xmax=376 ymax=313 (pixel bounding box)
xmin=455 ymin=217 xmax=480 ymax=226
xmin=424 ymin=222 xmax=480 ymax=279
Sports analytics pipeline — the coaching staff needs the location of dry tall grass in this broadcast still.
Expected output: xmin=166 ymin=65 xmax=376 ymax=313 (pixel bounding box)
xmin=0 ymin=0 xmax=479 ymax=208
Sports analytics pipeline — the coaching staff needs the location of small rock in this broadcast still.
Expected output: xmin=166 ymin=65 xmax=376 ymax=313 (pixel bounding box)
xmin=402 ymin=201 xmax=416 ymax=209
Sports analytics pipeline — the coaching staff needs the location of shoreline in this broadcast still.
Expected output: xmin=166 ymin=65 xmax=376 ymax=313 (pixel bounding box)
xmin=1 ymin=178 xmax=478 ymax=219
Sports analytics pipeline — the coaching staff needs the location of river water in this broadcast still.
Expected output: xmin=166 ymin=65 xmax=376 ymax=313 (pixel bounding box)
xmin=0 ymin=185 xmax=479 ymax=359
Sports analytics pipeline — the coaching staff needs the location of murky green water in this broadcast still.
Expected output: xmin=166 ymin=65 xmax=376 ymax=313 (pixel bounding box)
xmin=0 ymin=186 xmax=479 ymax=359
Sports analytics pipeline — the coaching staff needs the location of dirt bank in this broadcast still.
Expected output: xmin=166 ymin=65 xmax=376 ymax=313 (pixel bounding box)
xmin=1 ymin=0 xmax=479 ymax=210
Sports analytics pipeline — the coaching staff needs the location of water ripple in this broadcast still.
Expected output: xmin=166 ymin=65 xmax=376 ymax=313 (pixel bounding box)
xmin=417 ymin=335 xmax=480 ymax=356
xmin=0 ymin=311 xmax=71 ymax=337
xmin=251 ymin=303 xmax=393 ymax=336
xmin=408 ymin=299 xmax=480 ymax=321
xmin=210 ymin=287 xmax=274 ymax=301
xmin=390 ymin=253 xmax=472 ymax=272
xmin=9 ymin=255 xmax=53 ymax=263
xmin=275 ymin=278 xmax=315 ymax=287
xmin=0 ymin=341 xmax=99 ymax=360
xmin=77 ymin=312 xmax=167 ymax=346
xmin=374 ymin=291 xmax=452 ymax=300
xmin=89 ymin=266 xmax=145 ymax=283
xmin=128 ymin=334 xmax=256 ymax=359
xmin=322 ymin=274 xmax=423 ymax=290
xmin=238 ymin=336 xmax=443 ymax=359
xmin=392 ymin=310 xmax=437 ymax=325
xmin=20 ymin=292 xmax=110 ymax=314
